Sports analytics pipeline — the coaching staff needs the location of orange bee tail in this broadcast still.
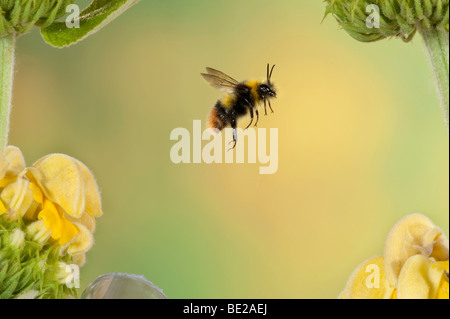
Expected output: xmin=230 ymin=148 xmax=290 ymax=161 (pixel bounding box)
xmin=208 ymin=108 xmax=225 ymax=131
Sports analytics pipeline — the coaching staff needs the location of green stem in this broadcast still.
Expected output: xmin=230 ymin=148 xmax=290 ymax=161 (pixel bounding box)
xmin=418 ymin=27 xmax=449 ymax=134
xmin=0 ymin=34 xmax=15 ymax=153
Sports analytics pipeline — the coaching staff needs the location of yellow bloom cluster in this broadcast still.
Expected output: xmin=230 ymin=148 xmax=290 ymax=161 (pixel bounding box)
xmin=340 ymin=214 xmax=449 ymax=299
xmin=0 ymin=145 xmax=103 ymax=265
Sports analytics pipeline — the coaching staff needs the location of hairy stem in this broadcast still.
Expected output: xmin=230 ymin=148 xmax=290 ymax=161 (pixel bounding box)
xmin=418 ymin=27 xmax=449 ymax=134
xmin=0 ymin=35 xmax=15 ymax=152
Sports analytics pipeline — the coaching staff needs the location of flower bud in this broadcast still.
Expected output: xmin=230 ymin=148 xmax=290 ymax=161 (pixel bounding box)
xmin=82 ymin=273 xmax=168 ymax=299
xmin=10 ymin=228 xmax=25 ymax=249
xmin=26 ymin=219 xmax=51 ymax=245
xmin=324 ymin=0 xmax=449 ymax=42
xmin=0 ymin=0 xmax=74 ymax=37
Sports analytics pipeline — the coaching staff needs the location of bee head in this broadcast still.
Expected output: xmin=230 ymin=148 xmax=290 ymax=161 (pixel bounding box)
xmin=258 ymin=83 xmax=276 ymax=99
xmin=258 ymin=64 xmax=277 ymax=99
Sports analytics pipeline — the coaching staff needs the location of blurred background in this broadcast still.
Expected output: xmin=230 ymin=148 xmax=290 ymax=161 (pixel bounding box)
xmin=10 ymin=0 xmax=449 ymax=298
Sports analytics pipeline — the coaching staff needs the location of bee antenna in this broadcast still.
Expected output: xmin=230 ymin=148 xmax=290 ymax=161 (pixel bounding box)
xmin=269 ymin=64 xmax=275 ymax=82
xmin=266 ymin=63 xmax=270 ymax=82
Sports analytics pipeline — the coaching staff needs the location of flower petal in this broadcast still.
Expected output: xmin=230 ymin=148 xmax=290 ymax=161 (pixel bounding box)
xmin=30 ymin=154 xmax=86 ymax=218
xmin=66 ymin=222 xmax=94 ymax=256
xmin=29 ymin=154 xmax=103 ymax=219
xmin=75 ymin=160 xmax=103 ymax=217
xmin=397 ymin=255 xmax=449 ymax=299
xmin=5 ymin=146 xmax=26 ymax=173
xmin=38 ymin=200 xmax=63 ymax=240
xmin=0 ymin=152 xmax=8 ymax=181
xmin=0 ymin=174 xmax=34 ymax=220
xmin=38 ymin=200 xmax=79 ymax=245
xmin=340 ymin=256 xmax=395 ymax=299
xmin=59 ymin=214 xmax=80 ymax=246
xmin=384 ymin=214 xmax=449 ymax=287
xmin=0 ymin=146 xmax=26 ymax=187
xmin=72 ymin=254 xmax=86 ymax=267
xmin=0 ymin=200 xmax=6 ymax=215
xmin=66 ymin=211 xmax=96 ymax=233
xmin=433 ymin=261 xmax=449 ymax=299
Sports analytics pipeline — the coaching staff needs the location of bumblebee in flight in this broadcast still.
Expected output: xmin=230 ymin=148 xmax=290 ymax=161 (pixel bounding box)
xmin=201 ymin=64 xmax=277 ymax=149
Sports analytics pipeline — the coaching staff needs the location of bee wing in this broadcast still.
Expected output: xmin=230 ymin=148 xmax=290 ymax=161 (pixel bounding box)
xmin=201 ymin=74 xmax=238 ymax=93
xmin=205 ymin=67 xmax=239 ymax=84
xmin=201 ymin=67 xmax=239 ymax=93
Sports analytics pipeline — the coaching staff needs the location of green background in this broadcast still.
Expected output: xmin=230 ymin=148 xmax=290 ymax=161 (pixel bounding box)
xmin=11 ymin=0 xmax=449 ymax=298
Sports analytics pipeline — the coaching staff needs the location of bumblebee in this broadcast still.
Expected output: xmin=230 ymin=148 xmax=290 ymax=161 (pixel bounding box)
xmin=201 ymin=64 xmax=277 ymax=148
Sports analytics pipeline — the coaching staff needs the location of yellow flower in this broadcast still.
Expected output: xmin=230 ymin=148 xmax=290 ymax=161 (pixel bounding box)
xmin=340 ymin=214 xmax=449 ymax=299
xmin=0 ymin=145 xmax=26 ymax=187
xmin=0 ymin=146 xmax=103 ymax=263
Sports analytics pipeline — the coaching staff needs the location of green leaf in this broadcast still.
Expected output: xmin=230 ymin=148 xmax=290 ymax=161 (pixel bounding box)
xmin=40 ymin=0 xmax=140 ymax=48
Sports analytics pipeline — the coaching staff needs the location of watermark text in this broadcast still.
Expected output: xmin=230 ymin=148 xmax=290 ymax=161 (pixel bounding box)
xmin=170 ymin=120 xmax=278 ymax=174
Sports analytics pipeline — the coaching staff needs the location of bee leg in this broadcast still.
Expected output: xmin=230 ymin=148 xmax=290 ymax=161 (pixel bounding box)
xmin=268 ymin=100 xmax=274 ymax=113
xmin=245 ymin=108 xmax=254 ymax=130
xmin=254 ymin=109 xmax=259 ymax=127
xmin=264 ymin=99 xmax=268 ymax=116
xmin=227 ymin=116 xmax=237 ymax=151
xmin=227 ymin=128 xmax=237 ymax=151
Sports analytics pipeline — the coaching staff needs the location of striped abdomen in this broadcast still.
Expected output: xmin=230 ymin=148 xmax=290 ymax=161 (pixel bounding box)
xmin=208 ymin=101 xmax=228 ymax=130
